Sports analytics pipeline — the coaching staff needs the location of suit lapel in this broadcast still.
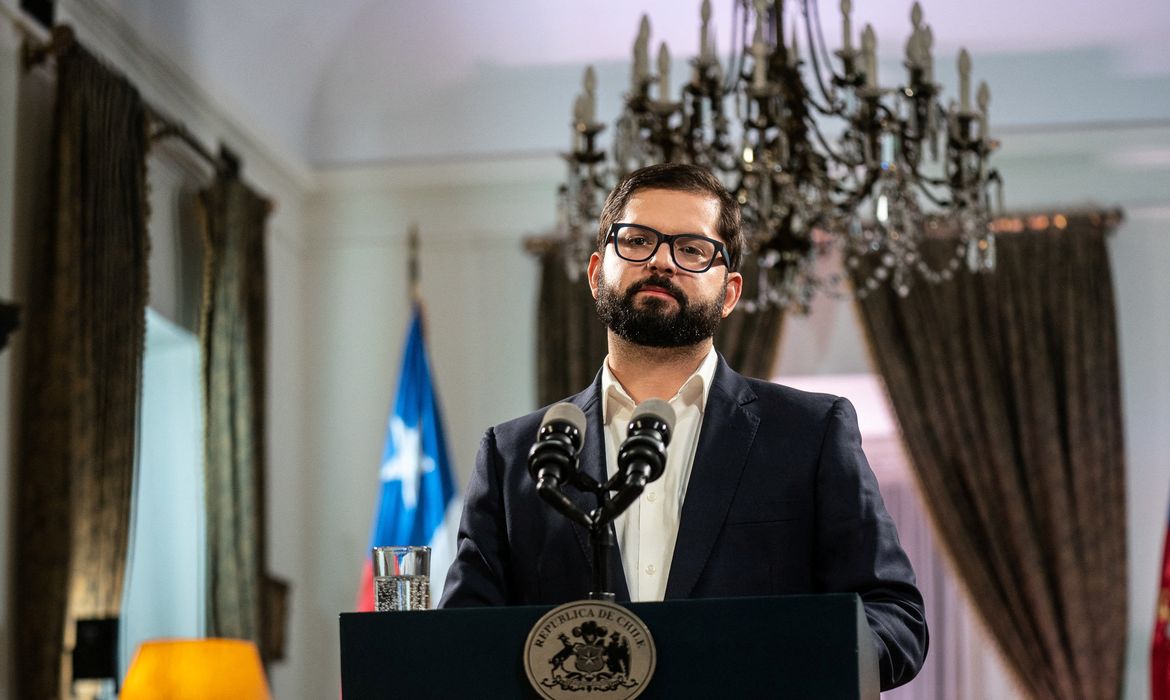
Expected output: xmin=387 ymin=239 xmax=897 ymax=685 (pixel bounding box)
xmin=664 ymin=359 xmax=759 ymax=599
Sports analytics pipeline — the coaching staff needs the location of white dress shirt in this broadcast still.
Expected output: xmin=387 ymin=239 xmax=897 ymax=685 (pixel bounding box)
xmin=600 ymin=348 xmax=718 ymax=601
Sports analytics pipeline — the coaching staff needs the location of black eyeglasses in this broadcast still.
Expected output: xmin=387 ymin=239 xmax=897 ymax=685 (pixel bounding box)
xmin=605 ymin=223 xmax=728 ymax=273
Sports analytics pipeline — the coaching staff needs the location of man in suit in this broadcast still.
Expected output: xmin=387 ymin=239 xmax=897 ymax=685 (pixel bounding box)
xmin=440 ymin=163 xmax=928 ymax=690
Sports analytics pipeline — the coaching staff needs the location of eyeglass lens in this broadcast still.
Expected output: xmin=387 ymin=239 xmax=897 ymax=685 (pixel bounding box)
xmin=612 ymin=225 xmax=719 ymax=272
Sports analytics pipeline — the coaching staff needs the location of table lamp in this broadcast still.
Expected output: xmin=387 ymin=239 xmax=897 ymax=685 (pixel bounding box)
xmin=120 ymin=638 xmax=271 ymax=700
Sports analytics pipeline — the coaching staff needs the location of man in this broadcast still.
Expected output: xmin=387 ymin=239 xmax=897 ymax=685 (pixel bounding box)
xmin=440 ymin=163 xmax=928 ymax=690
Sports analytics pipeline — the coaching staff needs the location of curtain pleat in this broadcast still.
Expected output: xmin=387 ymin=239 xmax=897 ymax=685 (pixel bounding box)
xmin=15 ymin=43 xmax=148 ymax=699
xmin=714 ymin=254 xmax=785 ymax=378
xmin=535 ymin=248 xmax=608 ymax=406
xmin=197 ymin=174 xmax=277 ymax=656
xmin=854 ymin=226 xmax=1126 ymax=700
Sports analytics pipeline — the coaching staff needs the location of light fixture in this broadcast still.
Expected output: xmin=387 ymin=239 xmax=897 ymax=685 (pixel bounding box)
xmin=120 ymin=638 xmax=271 ymax=700
xmin=558 ymin=0 xmax=1002 ymax=311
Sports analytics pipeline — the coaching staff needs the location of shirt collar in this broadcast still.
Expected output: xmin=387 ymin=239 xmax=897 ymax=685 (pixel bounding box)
xmin=601 ymin=347 xmax=718 ymax=425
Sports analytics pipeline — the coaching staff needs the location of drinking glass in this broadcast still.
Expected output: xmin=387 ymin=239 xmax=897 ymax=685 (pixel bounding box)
xmin=372 ymin=546 xmax=431 ymax=611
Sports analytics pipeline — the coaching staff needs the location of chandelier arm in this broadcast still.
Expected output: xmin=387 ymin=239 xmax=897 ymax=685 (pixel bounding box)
xmin=834 ymin=167 xmax=883 ymax=214
xmin=726 ymin=0 xmax=751 ymax=95
xmin=804 ymin=117 xmax=867 ymax=174
xmin=796 ymin=96 xmax=871 ymax=172
xmin=794 ymin=65 xmax=851 ymax=116
xmin=807 ymin=0 xmax=839 ymax=75
xmin=800 ymin=0 xmax=847 ymax=109
xmin=911 ymin=179 xmax=957 ymax=208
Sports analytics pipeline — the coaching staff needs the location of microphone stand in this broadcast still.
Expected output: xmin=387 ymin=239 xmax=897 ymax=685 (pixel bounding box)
xmin=589 ymin=516 xmax=616 ymax=602
xmin=530 ymin=407 xmax=670 ymax=602
xmin=540 ymin=468 xmax=650 ymax=602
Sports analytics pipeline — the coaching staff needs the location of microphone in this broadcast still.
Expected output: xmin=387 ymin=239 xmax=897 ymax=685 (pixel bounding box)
xmin=527 ymin=402 xmax=591 ymax=528
xmin=596 ymin=399 xmax=675 ymax=524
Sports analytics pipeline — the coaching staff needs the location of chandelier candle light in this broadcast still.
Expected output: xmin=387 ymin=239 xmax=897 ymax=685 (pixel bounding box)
xmin=558 ymin=0 xmax=1002 ymax=311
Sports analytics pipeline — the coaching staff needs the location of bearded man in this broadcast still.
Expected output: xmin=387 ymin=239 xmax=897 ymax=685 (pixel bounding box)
xmin=440 ymin=163 xmax=928 ymax=690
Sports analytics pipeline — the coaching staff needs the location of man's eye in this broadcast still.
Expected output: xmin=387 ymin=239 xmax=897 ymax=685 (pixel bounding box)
xmin=679 ymin=245 xmax=703 ymax=256
xmin=626 ymin=236 xmax=649 ymax=246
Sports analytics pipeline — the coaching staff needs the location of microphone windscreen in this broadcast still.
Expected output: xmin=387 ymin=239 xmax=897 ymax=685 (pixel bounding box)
xmin=541 ymin=402 xmax=587 ymax=437
xmin=631 ymin=398 xmax=675 ymax=431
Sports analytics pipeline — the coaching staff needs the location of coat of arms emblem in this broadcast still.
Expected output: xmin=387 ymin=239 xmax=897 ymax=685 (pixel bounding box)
xmin=524 ymin=600 xmax=656 ymax=700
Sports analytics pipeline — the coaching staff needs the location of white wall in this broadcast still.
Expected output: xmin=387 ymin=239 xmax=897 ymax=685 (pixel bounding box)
xmin=0 ymin=2 xmax=315 ymax=698
xmin=3 ymin=2 xmax=1168 ymax=699
xmin=301 ymin=125 xmax=1170 ymax=699
xmin=292 ymin=157 xmax=554 ymax=698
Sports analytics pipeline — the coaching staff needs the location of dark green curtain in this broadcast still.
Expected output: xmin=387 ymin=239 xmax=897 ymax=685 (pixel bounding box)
xmin=197 ymin=172 xmax=286 ymax=660
xmin=854 ymin=221 xmax=1126 ymax=700
xmin=713 ymin=253 xmax=786 ymax=378
xmin=533 ymin=241 xmax=608 ymax=406
xmin=14 ymin=42 xmax=148 ymax=699
xmin=532 ymin=241 xmax=784 ymax=406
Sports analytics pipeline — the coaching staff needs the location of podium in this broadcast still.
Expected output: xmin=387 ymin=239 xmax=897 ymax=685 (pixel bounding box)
xmin=340 ymin=594 xmax=878 ymax=698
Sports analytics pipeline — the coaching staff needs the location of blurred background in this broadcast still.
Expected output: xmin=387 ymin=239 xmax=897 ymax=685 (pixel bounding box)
xmin=1 ymin=0 xmax=1168 ymax=698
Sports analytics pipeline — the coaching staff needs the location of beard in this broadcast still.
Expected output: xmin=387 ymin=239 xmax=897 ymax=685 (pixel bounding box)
xmin=594 ymin=270 xmax=727 ymax=348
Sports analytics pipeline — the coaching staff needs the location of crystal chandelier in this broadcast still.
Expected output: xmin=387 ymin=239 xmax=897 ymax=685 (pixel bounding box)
xmin=557 ymin=0 xmax=1002 ymax=311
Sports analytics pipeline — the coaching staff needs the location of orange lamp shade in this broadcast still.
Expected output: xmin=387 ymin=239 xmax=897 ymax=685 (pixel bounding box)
xmin=120 ymin=638 xmax=271 ymax=700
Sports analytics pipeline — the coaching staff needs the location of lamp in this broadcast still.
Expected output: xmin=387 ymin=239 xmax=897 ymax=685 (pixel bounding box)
xmin=559 ymin=0 xmax=1002 ymax=311
xmin=120 ymin=639 xmax=271 ymax=700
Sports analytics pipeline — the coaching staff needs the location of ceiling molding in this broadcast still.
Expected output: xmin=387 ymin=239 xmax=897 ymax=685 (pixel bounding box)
xmin=57 ymin=0 xmax=316 ymax=195
xmin=314 ymin=151 xmax=563 ymax=193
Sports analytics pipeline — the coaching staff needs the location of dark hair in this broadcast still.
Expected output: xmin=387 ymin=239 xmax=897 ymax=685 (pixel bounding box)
xmin=596 ymin=163 xmax=744 ymax=272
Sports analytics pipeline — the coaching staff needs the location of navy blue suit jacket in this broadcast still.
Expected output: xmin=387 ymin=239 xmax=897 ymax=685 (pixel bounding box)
xmin=440 ymin=357 xmax=928 ymax=689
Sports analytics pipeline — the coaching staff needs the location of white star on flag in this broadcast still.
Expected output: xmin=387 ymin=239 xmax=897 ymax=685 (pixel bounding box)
xmin=379 ymin=416 xmax=436 ymax=510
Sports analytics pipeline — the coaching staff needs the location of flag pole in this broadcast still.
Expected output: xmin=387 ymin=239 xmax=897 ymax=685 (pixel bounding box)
xmin=407 ymin=223 xmax=421 ymax=306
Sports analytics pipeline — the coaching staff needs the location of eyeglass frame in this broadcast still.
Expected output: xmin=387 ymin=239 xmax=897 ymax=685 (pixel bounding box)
xmin=604 ymin=222 xmax=729 ymax=273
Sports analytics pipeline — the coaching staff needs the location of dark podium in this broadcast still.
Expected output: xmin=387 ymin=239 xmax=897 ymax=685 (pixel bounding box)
xmin=340 ymin=594 xmax=878 ymax=698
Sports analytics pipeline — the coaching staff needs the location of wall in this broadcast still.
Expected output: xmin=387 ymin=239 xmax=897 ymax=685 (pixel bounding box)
xmin=0 ymin=1 xmax=315 ymax=697
xmin=2 ymin=2 xmax=1168 ymax=698
xmin=303 ymin=128 xmax=1170 ymax=700
xmin=294 ymin=156 xmax=555 ymax=698
xmin=50 ymin=3 xmax=322 ymax=690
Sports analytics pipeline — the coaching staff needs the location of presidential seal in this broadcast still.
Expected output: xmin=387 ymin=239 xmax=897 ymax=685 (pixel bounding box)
xmin=524 ymin=600 xmax=656 ymax=699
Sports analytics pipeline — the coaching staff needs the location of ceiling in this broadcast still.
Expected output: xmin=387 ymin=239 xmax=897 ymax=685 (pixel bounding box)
xmin=94 ymin=0 xmax=1170 ymax=168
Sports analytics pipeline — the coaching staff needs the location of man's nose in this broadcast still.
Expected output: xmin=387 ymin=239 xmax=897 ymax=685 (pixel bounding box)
xmin=647 ymin=240 xmax=676 ymax=273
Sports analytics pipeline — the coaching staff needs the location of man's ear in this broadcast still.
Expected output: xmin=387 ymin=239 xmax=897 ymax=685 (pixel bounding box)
xmin=721 ymin=271 xmax=743 ymax=317
xmin=587 ymin=252 xmax=603 ymax=300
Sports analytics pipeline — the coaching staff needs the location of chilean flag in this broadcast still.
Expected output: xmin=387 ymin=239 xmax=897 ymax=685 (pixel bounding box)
xmin=357 ymin=305 xmax=459 ymax=610
xmin=1154 ymin=496 xmax=1170 ymax=700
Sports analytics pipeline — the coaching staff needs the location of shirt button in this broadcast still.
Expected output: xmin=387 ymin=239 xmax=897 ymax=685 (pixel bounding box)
xmin=645 ymin=564 xmax=656 ymax=576
xmin=646 ymin=492 xmax=657 ymax=503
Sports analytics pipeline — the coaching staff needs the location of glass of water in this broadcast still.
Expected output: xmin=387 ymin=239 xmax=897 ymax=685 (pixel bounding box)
xmin=372 ymin=546 xmax=431 ymax=611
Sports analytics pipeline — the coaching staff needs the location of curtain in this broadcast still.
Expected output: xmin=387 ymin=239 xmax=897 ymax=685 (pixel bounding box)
xmin=854 ymin=223 xmax=1126 ymax=700
xmin=533 ymin=242 xmax=608 ymax=406
xmin=14 ymin=43 xmax=148 ymax=699
xmin=713 ymin=254 xmax=785 ymax=378
xmin=197 ymin=172 xmax=283 ymax=659
xmin=532 ymin=242 xmax=784 ymax=405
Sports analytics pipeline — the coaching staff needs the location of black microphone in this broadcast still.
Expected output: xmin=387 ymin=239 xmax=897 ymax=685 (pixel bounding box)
xmin=528 ymin=402 xmax=591 ymax=528
xmin=595 ymin=399 xmax=675 ymax=524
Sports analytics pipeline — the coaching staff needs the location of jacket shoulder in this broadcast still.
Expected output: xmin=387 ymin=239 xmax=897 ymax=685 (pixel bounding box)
xmin=489 ymin=384 xmax=597 ymax=447
xmin=741 ymin=375 xmax=845 ymax=415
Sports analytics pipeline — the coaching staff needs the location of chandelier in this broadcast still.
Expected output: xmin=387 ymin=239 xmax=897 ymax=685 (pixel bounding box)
xmin=557 ymin=0 xmax=1002 ymax=312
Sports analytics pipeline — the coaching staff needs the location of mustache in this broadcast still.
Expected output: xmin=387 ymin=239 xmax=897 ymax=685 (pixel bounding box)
xmin=625 ymin=275 xmax=685 ymax=304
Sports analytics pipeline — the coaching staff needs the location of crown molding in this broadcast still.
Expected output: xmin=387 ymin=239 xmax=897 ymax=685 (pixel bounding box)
xmin=56 ymin=0 xmax=316 ymax=198
xmin=314 ymin=151 xmax=563 ymax=192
